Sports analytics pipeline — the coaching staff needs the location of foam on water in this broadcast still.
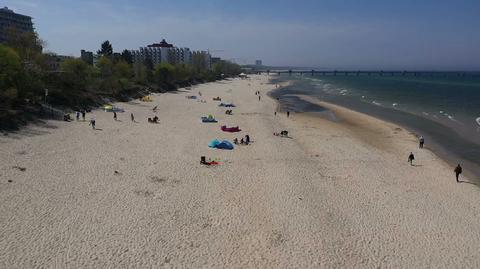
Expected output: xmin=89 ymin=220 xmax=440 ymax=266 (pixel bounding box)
xmin=271 ymin=73 xmax=480 ymax=179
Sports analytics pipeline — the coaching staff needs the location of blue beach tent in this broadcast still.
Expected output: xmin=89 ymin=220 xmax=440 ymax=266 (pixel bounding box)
xmin=216 ymin=140 xmax=234 ymax=150
xmin=208 ymin=139 xmax=234 ymax=150
xmin=208 ymin=139 xmax=221 ymax=148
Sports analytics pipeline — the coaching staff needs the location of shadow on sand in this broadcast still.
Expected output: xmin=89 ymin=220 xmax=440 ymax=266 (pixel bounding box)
xmin=460 ymin=180 xmax=478 ymax=186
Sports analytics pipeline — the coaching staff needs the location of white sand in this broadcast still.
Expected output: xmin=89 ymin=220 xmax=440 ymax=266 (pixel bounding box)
xmin=1 ymin=75 xmax=480 ymax=268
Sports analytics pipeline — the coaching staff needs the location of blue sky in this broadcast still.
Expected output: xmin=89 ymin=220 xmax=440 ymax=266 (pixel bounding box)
xmin=5 ymin=0 xmax=480 ymax=70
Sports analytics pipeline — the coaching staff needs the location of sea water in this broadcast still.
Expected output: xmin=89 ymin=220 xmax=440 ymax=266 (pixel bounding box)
xmin=270 ymin=73 xmax=480 ymax=179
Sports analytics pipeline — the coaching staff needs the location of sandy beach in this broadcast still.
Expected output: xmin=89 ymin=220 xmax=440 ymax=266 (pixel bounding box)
xmin=1 ymin=75 xmax=480 ymax=268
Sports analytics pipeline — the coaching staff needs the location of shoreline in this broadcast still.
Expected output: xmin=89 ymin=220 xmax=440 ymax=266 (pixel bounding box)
xmin=268 ymin=77 xmax=479 ymax=183
xmin=300 ymin=95 xmax=477 ymax=182
xmin=1 ymin=75 xmax=480 ymax=267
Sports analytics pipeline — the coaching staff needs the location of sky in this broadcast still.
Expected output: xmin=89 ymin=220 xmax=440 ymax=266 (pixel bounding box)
xmin=4 ymin=0 xmax=480 ymax=70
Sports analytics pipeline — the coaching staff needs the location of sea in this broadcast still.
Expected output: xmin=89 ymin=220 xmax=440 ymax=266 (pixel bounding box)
xmin=269 ymin=72 xmax=480 ymax=180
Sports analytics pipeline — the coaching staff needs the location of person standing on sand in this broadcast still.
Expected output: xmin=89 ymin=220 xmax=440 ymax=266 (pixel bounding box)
xmin=113 ymin=111 xmax=117 ymax=121
xmin=408 ymin=152 xmax=415 ymax=165
xmin=89 ymin=117 xmax=96 ymax=130
xmin=81 ymin=110 xmax=86 ymax=121
xmin=454 ymin=164 xmax=462 ymax=182
xmin=131 ymin=113 xmax=135 ymax=122
xmin=287 ymin=111 xmax=290 ymax=117
xmin=76 ymin=111 xmax=80 ymax=121
xmin=258 ymin=95 xmax=261 ymax=101
xmin=419 ymin=136 xmax=425 ymax=148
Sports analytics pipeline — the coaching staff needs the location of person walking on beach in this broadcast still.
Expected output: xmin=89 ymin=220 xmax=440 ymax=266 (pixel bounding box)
xmin=258 ymin=95 xmax=261 ymax=101
xmin=131 ymin=113 xmax=135 ymax=122
xmin=76 ymin=111 xmax=80 ymax=121
xmin=287 ymin=111 xmax=290 ymax=117
xmin=113 ymin=111 xmax=117 ymax=121
xmin=81 ymin=110 xmax=86 ymax=121
xmin=454 ymin=164 xmax=462 ymax=182
xmin=408 ymin=152 xmax=415 ymax=166
xmin=89 ymin=117 xmax=96 ymax=130
xmin=419 ymin=136 xmax=425 ymax=148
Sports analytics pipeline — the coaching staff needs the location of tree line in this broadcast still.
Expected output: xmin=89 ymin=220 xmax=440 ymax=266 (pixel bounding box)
xmin=0 ymin=31 xmax=242 ymax=129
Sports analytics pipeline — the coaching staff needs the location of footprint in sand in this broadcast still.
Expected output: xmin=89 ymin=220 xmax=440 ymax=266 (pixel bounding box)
xmin=150 ymin=176 xmax=167 ymax=183
xmin=269 ymin=230 xmax=286 ymax=247
xmin=133 ymin=190 xmax=154 ymax=197
xmin=150 ymin=176 xmax=181 ymax=185
xmin=12 ymin=166 xmax=26 ymax=172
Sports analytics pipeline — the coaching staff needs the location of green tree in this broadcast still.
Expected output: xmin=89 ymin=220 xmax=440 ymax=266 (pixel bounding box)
xmin=97 ymin=56 xmax=114 ymax=78
xmin=61 ymin=58 xmax=92 ymax=78
xmin=173 ymin=64 xmax=192 ymax=83
xmin=0 ymin=44 xmax=24 ymax=109
xmin=143 ymin=56 xmax=154 ymax=82
xmin=0 ymin=45 xmax=22 ymax=92
xmin=212 ymin=60 xmax=242 ymax=77
xmin=121 ymin=49 xmax=133 ymax=65
xmin=59 ymin=58 xmax=93 ymax=94
xmin=114 ymin=60 xmax=133 ymax=79
xmin=154 ymin=62 xmax=175 ymax=85
xmin=97 ymin=40 xmax=113 ymax=56
xmin=192 ymin=51 xmax=207 ymax=72
xmin=4 ymin=26 xmax=43 ymax=63
xmin=133 ymin=63 xmax=148 ymax=84
xmin=143 ymin=56 xmax=154 ymax=71
xmin=0 ymin=43 xmax=46 ymax=104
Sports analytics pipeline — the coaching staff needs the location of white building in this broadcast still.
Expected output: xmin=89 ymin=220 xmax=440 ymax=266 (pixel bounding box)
xmin=192 ymin=51 xmax=212 ymax=70
xmin=130 ymin=39 xmax=192 ymax=66
xmin=176 ymin=47 xmax=192 ymax=65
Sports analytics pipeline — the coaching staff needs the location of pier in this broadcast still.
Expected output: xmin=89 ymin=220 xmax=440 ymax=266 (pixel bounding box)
xmin=255 ymin=70 xmax=480 ymax=77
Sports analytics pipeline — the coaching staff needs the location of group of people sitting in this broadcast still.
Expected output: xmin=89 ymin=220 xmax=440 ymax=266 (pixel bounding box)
xmin=148 ymin=116 xmax=159 ymax=123
xmin=225 ymin=110 xmax=233 ymax=115
xmin=273 ymin=130 xmax=289 ymax=137
xmin=233 ymin=134 xmax=251 ymax=145
xmin=213 ymin=97 xmax=221 ymax=101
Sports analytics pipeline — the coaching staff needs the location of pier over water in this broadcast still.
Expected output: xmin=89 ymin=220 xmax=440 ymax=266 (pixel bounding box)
xmin=256 ymin=70 xmax=480 ymax=77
